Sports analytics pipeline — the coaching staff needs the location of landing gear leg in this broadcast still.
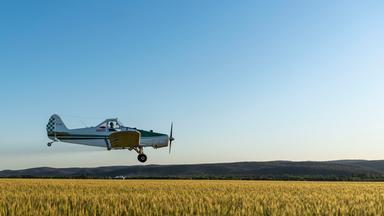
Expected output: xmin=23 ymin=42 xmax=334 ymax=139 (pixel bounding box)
xmin=134 ymin=147 xmax=147 ymax=163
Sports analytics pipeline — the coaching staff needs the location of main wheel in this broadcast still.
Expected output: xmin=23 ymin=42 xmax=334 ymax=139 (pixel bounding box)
xmin=47 ymin=142 xmax=52 ymax=147
xmin=137 ymin=154 xmax=147 ymax=163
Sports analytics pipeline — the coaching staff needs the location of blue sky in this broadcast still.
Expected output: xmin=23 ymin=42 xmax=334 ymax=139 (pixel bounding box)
xmin=1 ymin=1 xmax=384 ymax=169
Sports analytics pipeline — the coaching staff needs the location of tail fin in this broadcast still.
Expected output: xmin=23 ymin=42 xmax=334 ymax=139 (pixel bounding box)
xmin=46 ymin=114 xmax=68 ymax=136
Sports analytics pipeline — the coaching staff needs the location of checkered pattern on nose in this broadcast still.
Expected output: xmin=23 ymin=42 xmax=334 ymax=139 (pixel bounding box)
xmin=46 ymin=117 xmax=55 ymax=132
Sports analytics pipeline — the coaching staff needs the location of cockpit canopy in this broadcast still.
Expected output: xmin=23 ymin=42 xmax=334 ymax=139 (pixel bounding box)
xmin=96 ymin=118 xmax=124 ymax=132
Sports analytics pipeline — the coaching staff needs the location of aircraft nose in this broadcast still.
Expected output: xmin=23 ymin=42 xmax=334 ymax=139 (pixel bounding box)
xmin=164 ymin=136 xmax=169 ymax=146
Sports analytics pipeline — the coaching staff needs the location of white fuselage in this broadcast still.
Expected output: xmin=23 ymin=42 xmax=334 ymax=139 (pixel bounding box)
xmin=49 ymin=127 xmax=169 ymax=149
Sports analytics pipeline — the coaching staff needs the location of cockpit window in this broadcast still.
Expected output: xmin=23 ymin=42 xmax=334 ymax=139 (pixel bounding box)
xmin=96 ymin=119 xmax=124 ymax=132
xmin=108 ymin=120 xmax=121 ymax=131
xmin=96 ymin=122 xmax=107 ymax=132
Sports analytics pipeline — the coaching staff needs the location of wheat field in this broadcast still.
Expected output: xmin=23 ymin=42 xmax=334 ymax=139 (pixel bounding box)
xmin=0 ymin=179 xmax=384 ymax=215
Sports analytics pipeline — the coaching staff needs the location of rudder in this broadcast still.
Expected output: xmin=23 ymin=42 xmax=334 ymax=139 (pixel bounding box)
xmin=46 ymin=114 xmax=68 ymax=136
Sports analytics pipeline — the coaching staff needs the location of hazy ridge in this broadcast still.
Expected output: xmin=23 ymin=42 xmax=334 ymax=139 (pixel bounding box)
xmin=1 ymin=160 xmax=384 ymax=180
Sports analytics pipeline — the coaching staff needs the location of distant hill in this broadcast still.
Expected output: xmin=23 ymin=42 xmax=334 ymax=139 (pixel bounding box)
xmin=2 ymin=160 xmax=384 ymax=181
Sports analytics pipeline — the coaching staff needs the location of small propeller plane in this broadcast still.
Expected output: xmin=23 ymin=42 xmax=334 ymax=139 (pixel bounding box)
xmin=46 ymin=114 xmax=174 ymax=163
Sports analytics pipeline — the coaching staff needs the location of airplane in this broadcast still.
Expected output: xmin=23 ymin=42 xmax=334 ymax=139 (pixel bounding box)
xmin=46 ymin=114 xmax=174 ymax=163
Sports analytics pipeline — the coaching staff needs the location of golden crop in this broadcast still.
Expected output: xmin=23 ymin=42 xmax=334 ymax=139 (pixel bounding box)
xmin=0 ymin=179 xmax=383 ymax=215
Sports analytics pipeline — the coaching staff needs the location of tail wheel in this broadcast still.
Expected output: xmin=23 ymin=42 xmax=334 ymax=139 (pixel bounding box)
xmin=137 ymin=154 xmax=147 ymax=163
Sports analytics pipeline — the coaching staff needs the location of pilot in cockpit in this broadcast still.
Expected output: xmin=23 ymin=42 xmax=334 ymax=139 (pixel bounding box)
xmin=109 ymin=122 xmax=115 ymax=131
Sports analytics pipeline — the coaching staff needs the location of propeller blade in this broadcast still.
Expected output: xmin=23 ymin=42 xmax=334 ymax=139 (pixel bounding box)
xmin=169 ymin=122 xmax=174 ymax=154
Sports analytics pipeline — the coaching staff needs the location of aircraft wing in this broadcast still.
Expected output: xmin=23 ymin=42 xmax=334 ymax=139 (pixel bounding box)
xmin=109 ymin=131 xmax=141 ymax=149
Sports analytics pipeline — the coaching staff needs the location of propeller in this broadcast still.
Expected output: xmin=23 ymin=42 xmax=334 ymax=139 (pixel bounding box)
xmin=169 ymin=122 xmax=175 ymax=154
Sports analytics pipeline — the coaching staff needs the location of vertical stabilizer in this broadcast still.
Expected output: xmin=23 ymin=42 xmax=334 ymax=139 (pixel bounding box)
xmin=46 ymin=114 xmax=68 ymax=136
